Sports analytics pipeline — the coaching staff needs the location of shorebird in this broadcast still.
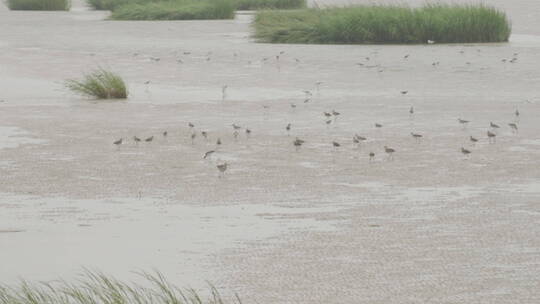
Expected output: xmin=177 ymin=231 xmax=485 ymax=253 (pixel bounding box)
xmin=355 ymin=135 xmax=367 ymax=142
xmin=470 ymin=136 xmax=478 ymax=145
xmin=461 ymin=147 xmax=471 ymax=157
xmin=508 ymin=123 xmax=518 ymax=133
xmin=133 ymin=136 xmax=141 ymax=144
xmin=375 ymin=123 xmax=383 ymax=128
xmin=203 ymin=150 xmax=215 ymax=159
xmin=113 ymin=138 xmax=122 ymax=147
xmin=332 ymin=110 xmax=340 ymax=119
xmin=216 ymin=138 xmax=222 ymax=147
xmin=232 ymin=124 xmax=241 ymax=130
xmin=427 ymin=40 xmax=435 ymax=44
xmin=487 ymin=130 xmax=496 ymax=143
xmin=304 ymin=98 xmax=311 ymax=103
xmin=163 ymin=131 xmax=167 ymax=137
xmin=325 ymin=120 xmax=332 ymax=127
xmin=404 ymin=54 xmax=410 ymax=59
xmin=286 ymin=123 xmax=291 ymax=136
xmin=201 ymin=131 xmax=208 ymax=139
xmin=303 ymin=90 xmax=312 ymax=99
xmin=217 ymin=163 xmax=228 ymax=178
xmin=384 ymin=146 xmax=395 ymax=160
xmin=401 ymin=91 xmax=408 ymax=95
xmin=222 ymin=85 xmax=228 ymax=101
xmin=411 ymin=132 xmax=423 ymax=142
xmin=190 ymin=132 xmax=196 ymax=144
xmin=353 ymin=135 xmax=367 ymax=148
xmin=369 ymin=152 xmax=375 ymax=162
xmin=188 ymin=122 xmax=194 ymax=129
xmin=409 ymin=106 xmax=414 ymax=115
xmin=324 ymin=112 xmax=332 ymax=118
xmin=315 ymin=81 xmax=322 ymax=92
xmin=490 ymin=122 xmax=500 ymax=129
xmin=145 ymin=136 xmax=153 ymax=142
xmin=233 ymin=130 xmax=239 ymax=140
xmin=245 ymin=128 xmax=251 ymax=137
xmin=332 ymin=141 xmax=341 ymax=150
xmin=290 ymin=103 xmax=297 ymax=109
xmin=515 ymin=109 xmax=520 ymax=118
xmin=458 ymin=118 xmax=469 ymax=128
xmin=293 ymin=137 xmax=305 ymax=151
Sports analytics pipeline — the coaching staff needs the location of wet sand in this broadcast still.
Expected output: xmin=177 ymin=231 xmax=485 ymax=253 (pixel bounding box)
xmin=0 ymin=0 xmax=539 ymax=302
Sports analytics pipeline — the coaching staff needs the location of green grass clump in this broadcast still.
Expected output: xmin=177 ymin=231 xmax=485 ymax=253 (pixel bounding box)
xmin=110 ymin=0 xmax=235 ymax=20
xmin=253 ymin=4 xmax=512 ymax=44
xmin=232 ymin=0 xmax=305 ymax=10
xmin=65 ymin=69 xmax=128 ymax=99
xmin=0 ymin=271 xmax=241 ymax=304
xmin=6 ymin=0 xmax=70 ymax=10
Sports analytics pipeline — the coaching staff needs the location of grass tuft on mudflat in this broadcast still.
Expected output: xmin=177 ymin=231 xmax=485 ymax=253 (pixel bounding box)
xmin=253 ymin=4 xmax=512 ymax=44
xmin=7 ymin=0 xmax=70 ymax=10
xmin=110 ymin=0 xmax=235 ymax=20
xmin=0 ymin=271 xmax=241 ymax=304
xmin=65 ymin=69 xmax=128 ymax=99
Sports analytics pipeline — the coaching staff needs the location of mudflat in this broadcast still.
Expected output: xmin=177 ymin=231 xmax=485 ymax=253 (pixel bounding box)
xmin=0 ymin=0 xmax=539 ymax=303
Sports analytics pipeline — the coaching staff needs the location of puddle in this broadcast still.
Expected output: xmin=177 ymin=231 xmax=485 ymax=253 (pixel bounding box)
xmin=0 ymin=194 xmax=340 ymax=286
xmin=0 ymin=126 xmax=46 ymax=149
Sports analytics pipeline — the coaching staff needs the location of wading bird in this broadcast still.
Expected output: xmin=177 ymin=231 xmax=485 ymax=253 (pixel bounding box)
xmin=217 ymin=163 xmax=228 ymax=178
xmin=384 ymin=146 xmax=395 ymax=160
xmin=332 ymin=110 xmax=340 ymax=120
xmin=113 ymin=138 xmax=122 ymax=147
xmin=411 ymin=132 xmax=423 ymax=142
xmin=508 ymin=123 xmax=518 ymax=133
xmin=487 ymin=130 xmax=496 ymax=143
xmin=369 ymin=152 xmax=375 ymax=162
xmin=222 ymin=85 xmax=228 ymax=101
xmin=293 ymin=137 xmax=305 ymax=151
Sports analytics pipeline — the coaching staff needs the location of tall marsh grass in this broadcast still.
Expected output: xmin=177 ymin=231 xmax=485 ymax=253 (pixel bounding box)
xmin=86 ymin=0 xmax=303 ymax=11
xmin=0 ymin=271 xmax=241 ymax=304
xmin=110 ymin=0 xmax=235 ymax=20
xmin=65 ymin=69 xmax=128 ymax=99
xmin=7 ymin=0 xmax=70 ymax=10
xmin=232 ymin=0 xmax=305 ymax=10
xmin=254 ymin=4 xmax=512 ymax=44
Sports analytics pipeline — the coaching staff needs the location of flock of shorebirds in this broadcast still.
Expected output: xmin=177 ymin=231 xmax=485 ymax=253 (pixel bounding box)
xmin=111 ymin=96 xmax=522 ymax=177
xmin=110 ymin=49 xmax=527 ymax=178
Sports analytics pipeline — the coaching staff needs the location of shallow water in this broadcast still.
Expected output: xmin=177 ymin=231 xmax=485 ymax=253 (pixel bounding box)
xmin=0 ymin=0 xmax=539 ymax=303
